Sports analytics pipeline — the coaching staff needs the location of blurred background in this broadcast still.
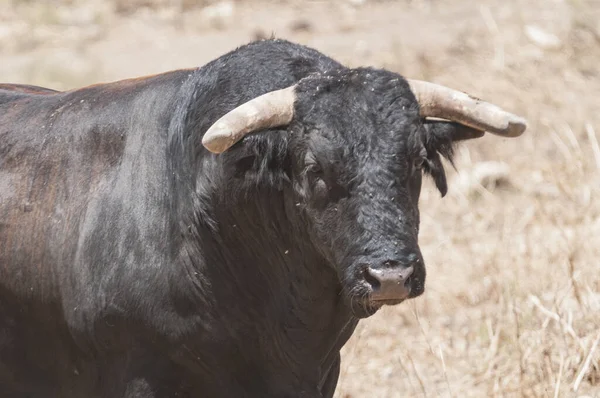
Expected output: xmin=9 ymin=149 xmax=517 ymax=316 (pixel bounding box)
xmin=1 ymin=0 xmax=599 ymax=396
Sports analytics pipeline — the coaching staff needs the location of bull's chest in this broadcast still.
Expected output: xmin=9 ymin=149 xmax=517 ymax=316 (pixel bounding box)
xmin=166 ymin=299 xmax=358 ymax=397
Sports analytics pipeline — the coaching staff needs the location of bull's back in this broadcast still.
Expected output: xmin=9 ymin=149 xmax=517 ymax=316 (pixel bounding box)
xmin=0 ymin=83 xmax=59 ymax=104
xmin=0 ymin=83 xmax=59 ymax=94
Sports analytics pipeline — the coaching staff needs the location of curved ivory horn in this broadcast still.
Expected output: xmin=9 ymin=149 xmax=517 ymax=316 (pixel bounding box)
xmin=201 ymin=78 xmax=527 ymax=154
xmin=202 ymin=86 xmax=297 ymax=153
xmin=406 ymin=79 xmax=527 ymax=138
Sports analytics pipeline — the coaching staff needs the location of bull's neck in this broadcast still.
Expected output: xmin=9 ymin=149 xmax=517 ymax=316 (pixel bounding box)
xmin=225 ymin=187 xmax=346 ymax=311
xmin=197 ymin=185 xmax=357 ymax=373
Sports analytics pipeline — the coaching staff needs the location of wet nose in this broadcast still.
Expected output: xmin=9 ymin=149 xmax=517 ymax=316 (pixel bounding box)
xmin=364 ymin=259 xmax=416 ymax=301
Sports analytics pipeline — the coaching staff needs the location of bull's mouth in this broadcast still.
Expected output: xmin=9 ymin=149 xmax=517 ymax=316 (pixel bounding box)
xmin=344 ymin=276 xmax=425 ymax=318
xmin=370 ymin=298 xmax=407 ymax=306
xmin=359 ymin=296 xmax=408 ymax=311
xmin=345 ymin=288 xmax=406 ymax=318
xmin=348 ymin=296 xmax=412 ymax=318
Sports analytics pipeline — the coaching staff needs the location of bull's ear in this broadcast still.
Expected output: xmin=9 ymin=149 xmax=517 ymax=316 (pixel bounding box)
xmin=424 ymin=120 xmax=485 ymax=142
xmin=422 ymin=120 xmax=484 ymax=159
xmin=424 ymin=150 xmax=448 ymax=197
xmin=222 ymin=132 xmax=292 ymax=190
xmin=421 ymin=120 xmax=484 ymax=197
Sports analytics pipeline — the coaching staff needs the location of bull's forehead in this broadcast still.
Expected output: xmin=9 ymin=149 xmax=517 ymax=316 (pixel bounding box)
xmin=297 ymin=68 xmax=420 ymax=136
xmin=297 ymin=68 xmax=422 ymax=172
xmin=298 ymin=67 xmax=419 ymax=108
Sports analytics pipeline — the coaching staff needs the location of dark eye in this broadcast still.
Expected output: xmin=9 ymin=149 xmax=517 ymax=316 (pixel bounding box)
xmin=304 ymin=163 xmax=330 ymax=201
xmin=413 ymin=157 xmax=425 ymax=170
xmin=306 ymin=163 xmax=323 ymax=178
xmin=305 ymin=163 xmax=325 ymax=187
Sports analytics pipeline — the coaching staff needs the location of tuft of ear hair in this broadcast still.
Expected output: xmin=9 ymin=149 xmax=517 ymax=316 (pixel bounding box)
xmin=421 ymin=121 xmax=485 ymax=197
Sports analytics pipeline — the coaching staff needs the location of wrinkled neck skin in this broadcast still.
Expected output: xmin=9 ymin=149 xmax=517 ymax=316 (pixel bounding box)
xmin=168 ymin=146 xmax=359 ymax=396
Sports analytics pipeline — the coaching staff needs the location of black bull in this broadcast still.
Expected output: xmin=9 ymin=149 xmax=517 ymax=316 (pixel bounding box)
xmin=0 ymin=39 xmax=524 ymax=397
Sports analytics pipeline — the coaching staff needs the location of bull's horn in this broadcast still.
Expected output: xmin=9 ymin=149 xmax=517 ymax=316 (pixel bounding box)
xmin=406 ymin=79 xmax=527 ymax=138
xmin=202 ymin=86 xmax=297 ymax=153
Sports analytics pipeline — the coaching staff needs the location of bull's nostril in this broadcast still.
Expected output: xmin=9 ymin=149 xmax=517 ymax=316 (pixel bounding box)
xmin=363 ymin=268 xmax=381 ymax=290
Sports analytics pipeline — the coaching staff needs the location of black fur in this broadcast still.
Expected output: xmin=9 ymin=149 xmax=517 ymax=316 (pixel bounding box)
xmin=0 ymin=39 xmax=482 ymax=397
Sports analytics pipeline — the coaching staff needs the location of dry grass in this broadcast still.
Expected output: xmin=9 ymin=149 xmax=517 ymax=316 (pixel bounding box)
xmin=1 ymin=0 xmax=599 ymax=396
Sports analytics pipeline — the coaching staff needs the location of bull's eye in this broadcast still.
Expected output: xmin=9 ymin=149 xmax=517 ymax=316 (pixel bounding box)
xmin=306 ymin=164 xmax=323 ymax=177
xmin=309 ymin=168 xmax=326 ymax=188
xmin=305 ymin=163 xmax=324 ymax=183
xmin=304 ymin=164 xmax=330 ymax=204
xmin=413 ymin=157 xmax=425 ymax=170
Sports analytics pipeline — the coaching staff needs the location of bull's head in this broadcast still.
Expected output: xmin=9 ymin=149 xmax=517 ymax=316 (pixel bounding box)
xmin=201 ymin=69 xmax=526 ymax=318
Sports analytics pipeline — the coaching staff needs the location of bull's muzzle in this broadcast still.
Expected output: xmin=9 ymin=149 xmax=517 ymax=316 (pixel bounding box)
xmin=363 ymin=255 xmax=420 ymax=302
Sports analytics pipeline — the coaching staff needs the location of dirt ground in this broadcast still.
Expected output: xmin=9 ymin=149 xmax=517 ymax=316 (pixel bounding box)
xmin=2 ymin=0 xmax=599 ymax=396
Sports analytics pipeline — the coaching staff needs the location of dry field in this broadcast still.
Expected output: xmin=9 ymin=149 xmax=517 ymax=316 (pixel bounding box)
xmin=1 ymin=0 xmax=599 ymax=397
